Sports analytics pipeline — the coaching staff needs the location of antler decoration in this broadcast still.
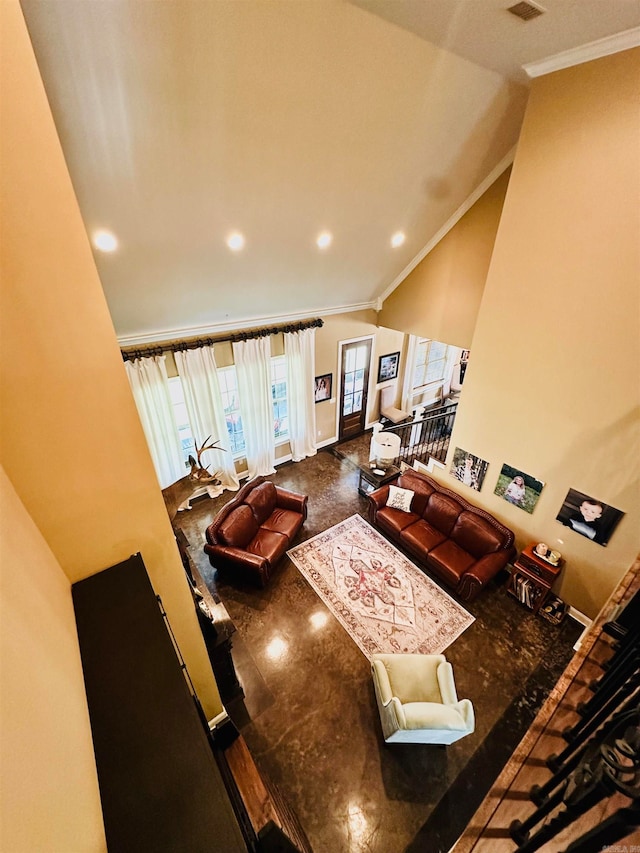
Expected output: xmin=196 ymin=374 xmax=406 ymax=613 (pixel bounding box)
xmin=188 ymin=435 xmax=226 ymax=485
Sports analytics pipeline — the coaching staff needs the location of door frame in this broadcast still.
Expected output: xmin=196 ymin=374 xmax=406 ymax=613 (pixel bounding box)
xmin=335 ymin=334 xmax=375 ymax=441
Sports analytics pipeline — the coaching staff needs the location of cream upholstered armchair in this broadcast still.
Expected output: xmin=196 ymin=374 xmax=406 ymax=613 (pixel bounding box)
xmin=371 ymin=653 xmax=475 ymax=744
xmin=380 ymin=384 xmax=411 ymax=424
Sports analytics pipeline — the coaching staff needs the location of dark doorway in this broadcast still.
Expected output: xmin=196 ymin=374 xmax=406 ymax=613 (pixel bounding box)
xmin=339 ymin=338 xmax=372 ymax=440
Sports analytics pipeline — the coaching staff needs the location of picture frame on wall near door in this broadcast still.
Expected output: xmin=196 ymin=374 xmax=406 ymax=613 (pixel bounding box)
xmin=314 ymin=373 xmax=332 ymax=403
xmin=377 ymin=352 xmax=400 ymax=383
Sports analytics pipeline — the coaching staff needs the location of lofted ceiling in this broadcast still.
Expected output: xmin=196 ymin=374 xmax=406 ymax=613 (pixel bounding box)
xmin=20 ymin=0 xmax=640 ymax=343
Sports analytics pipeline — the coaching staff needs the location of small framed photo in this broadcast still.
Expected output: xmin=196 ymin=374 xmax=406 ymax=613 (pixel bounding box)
xmin=494 ymin=463 xmax=544 ymax=514
xmin=556 ymin=488 xmax=624 ymax=547
xmin=378 ymin=352 xmax=400 ymax=383
xmin=314 ymin=373 xmax=332 ymax=403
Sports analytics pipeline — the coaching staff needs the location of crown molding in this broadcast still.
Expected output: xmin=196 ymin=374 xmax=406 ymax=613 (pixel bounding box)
xmin=377 ymin=147 xmax=516 ymax=306
xmin=523 ymin=27 xmax=640 ymax=79
xmin=116 ymin=301 xmax=378 ymax=347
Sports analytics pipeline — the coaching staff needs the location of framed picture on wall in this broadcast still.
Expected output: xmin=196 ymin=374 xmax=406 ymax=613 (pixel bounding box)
xmin=494 ymin=463 xmax=544 ymax=514
xmin=377 ymin=352 xmax=400 ymax=383
xmin=314 ymin=373 xmax=332 ymax=403
xmin=556 ymin=487 xmax=624 ymax=547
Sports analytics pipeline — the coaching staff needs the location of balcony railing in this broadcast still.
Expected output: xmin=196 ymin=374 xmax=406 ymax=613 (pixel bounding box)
xmin=382 ymin=402 xmax=458 ymax=469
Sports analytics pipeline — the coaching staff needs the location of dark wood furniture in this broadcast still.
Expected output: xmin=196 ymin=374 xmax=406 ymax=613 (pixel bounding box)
xmin=506 ymin=543 xmax=564 ymax=614
xmin=357 ymin=463 xmax=401 ymax=497
xmin=72 ymin=553 xmax=309 ymax=852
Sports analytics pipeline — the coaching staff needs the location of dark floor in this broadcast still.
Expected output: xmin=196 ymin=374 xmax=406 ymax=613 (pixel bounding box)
xmin=177 ymin=434 xmax=583 ymax=853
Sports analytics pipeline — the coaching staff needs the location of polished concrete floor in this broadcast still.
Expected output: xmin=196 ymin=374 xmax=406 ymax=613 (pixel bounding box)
xmin=178 ymin=436 xmax=583 ymax=853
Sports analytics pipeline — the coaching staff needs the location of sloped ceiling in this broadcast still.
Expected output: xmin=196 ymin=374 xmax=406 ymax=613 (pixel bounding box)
xmin=20 ymin=0 xmax=639 ymax=343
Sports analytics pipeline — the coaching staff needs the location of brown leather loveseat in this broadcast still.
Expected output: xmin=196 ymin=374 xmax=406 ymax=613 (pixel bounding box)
xmin=368 ymin=468 xmax=515 ymax=602
xmin=204 ymin=476 xmax=308 ymax=587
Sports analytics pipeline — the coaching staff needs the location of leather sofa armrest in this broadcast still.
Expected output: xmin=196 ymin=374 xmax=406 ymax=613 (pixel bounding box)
xmin=367 ymin=485 xmax=391 ymax=520
xmin=204 ymin=543 xmax=268 ymax=572
xmin=457 ymin=551 xmax=511 ymax=601
xmin=274 ymin=486 xmax=308 ymax=518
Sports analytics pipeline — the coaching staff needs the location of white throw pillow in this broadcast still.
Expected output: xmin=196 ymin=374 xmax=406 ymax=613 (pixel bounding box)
xmin=386 ymin=485 xmax=414 ymax=513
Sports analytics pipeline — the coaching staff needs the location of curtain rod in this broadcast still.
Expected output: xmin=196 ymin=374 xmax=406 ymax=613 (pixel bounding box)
xmin=121 ymin=317 xmax=323 ymax=363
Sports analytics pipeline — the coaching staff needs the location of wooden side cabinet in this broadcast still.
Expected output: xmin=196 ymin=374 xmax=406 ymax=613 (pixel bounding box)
xmin=506 ymin=544 xmax=563 ymax=614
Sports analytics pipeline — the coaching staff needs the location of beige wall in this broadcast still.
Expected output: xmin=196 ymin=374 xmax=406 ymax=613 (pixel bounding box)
xmin=443 ymin=49 xmax=640 ymax=618
xmin=0 ymin=467 xmax=107 ymax=852
xmin=313 ymin=310 xmax=405 ymax=442
xmin=379 ymin=168 xmax=511 ymax=348
xmin=1 ymin=0 xmax=220 ymax=747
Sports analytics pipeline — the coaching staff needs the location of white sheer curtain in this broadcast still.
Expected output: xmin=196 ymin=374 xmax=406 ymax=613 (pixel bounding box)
xmin=232 ymin=336 xmax=276 ymax=478
xmin=124 ymin=355 xmax=185 ymax=488
xmin=174 ymin=346 xmax=239 ymax=491
xmin=401 ymin=334 xmax=419 ymax=415
xmin=284 ymin=328 xmax=317 ymax=462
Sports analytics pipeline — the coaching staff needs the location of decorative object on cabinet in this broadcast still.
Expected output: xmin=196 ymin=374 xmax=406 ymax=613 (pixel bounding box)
xmin=506 ymin=543 xmax=563 ymax=614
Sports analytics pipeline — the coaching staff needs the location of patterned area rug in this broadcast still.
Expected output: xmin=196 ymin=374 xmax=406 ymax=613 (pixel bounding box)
xmin=287 ymin=514 xmax=474 ymax=659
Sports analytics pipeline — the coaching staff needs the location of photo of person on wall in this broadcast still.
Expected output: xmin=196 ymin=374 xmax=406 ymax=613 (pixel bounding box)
xmin=556 ymin=488 xmax=624 ymax=547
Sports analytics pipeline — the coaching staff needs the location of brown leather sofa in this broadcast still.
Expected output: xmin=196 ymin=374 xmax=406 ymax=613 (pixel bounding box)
xmin=204 ymin=476 xmax=308 ymax=587
xmin=368 ymin=468 xmax=515 ymax=602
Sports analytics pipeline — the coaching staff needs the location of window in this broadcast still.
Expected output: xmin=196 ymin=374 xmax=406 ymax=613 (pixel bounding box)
xmin=168 ymin=377 xmax=195 ymax=467
xmin=413 ymin=339 xmax=448 ymax=391
xmin=218 ymin=367 xmax=246 ymax=454
xmin=169 ymin=357 xmax=289 ymax=462
xmin=271 ymin=356 xmax=289 ymax=442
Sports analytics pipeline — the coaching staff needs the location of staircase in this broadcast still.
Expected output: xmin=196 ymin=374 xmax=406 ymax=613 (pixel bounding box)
xmin=381 ymin=401 xmax=458 ymax=469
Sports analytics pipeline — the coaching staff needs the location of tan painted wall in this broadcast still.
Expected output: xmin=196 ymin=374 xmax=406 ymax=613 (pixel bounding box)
xmin=313 ymin=310 xmax=405 ymax=442
xmin=0 ymin=0 xmax=221 ymax=735
xmin=0 ymin=467 xmax=107 ymax=852
xmin=442 ymin=49 xmax=640 ymax=618
xmin=379 ymin=168 xmax=511 ymax=348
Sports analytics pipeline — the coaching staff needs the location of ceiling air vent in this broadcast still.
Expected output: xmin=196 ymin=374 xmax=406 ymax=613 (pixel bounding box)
xmin=507 ymin=1 xmax=545 ymax=21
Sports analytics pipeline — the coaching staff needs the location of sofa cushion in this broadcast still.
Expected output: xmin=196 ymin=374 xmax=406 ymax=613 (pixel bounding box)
xmin=397 ymin=470 xmax=436 ymax=517
xmin=261 ymin=507 xmax=304 ymax=540
xmin=451 ymin=511 xmax=505 ymax=559
xmin=244 ymin=481 xmax=278 ymax=525
xmin=400 ymin=519 xmax=447 ymax=555
xmin=247 ymin=528 xmax=289 ymax=564
xmin=217 ymin=504 xmax=259 ymax=548
xmin=403 ymin=702 xmax=468 ymax=731
xmin=375 ymin=506 xmax=421 ymax=536
xmin=427 ymin=540 xmax=476 ymax=586
xmin=423 ymin=492 xmax=462 ymax=536
xmin=386 ymin=485 xmax=414 ymax=513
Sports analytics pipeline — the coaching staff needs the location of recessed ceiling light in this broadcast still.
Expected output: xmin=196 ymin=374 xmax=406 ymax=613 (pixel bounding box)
xmin=316 ymin=231 xmax=332 ymax=249
xmin=391 ymin=231 xmax=406 ymax=248
xmin=92 ymin=229 xmax=118 ymax=252
xmin=226 ymin=232 xmax=245 ymax=251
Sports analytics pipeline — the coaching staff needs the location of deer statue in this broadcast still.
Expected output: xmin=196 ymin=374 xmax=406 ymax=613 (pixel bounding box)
xmin=188 ymin=435 xmax=226 ymax=486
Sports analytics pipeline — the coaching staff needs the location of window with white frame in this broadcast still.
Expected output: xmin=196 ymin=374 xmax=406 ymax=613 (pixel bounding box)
xmin=413 ymin=339 xmax=449 ymax=392
xmin=168 ymin=377 xmax=195 ymax=467
xmin=218 ymin=366 xmax=246 ymax=455
xmin=168 ymin=357 xmax=289 ymax=462
xmin=271 ymin=356 xmax=289 ymax=442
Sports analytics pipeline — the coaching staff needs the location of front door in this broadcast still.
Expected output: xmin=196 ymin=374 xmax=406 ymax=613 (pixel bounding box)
xmin=339 ymin=339 xmax=372 ymax=440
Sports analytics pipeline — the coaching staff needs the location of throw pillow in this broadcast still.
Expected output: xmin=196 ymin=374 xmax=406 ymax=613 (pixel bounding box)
xmin=387 ymin=485 xmax=414 ymax=513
